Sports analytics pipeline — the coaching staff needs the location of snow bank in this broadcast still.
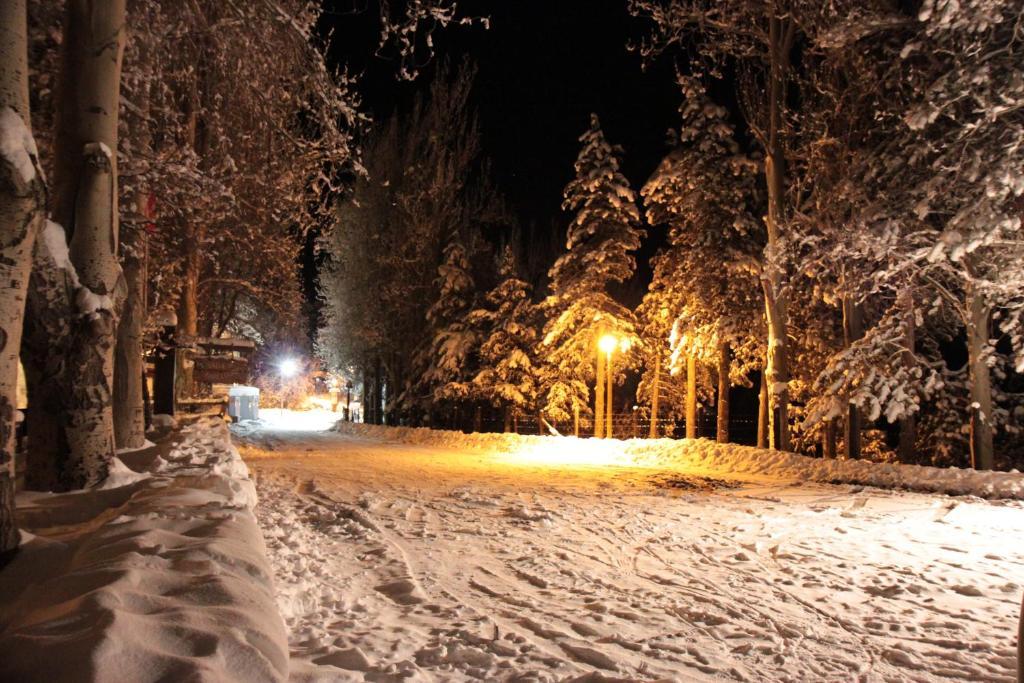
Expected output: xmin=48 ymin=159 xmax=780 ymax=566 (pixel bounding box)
xmin=0 ymin=418 xmax=288 ymax=683
xmin=334 ymin=422 xmax=1024 ymax=500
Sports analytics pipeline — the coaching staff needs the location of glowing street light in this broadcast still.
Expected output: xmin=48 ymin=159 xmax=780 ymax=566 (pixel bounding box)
xmin=599 ymin=334 xmax=631 ymax=438
xmin=278 ymin=358 xmax=299 ymax=410
xmin=279 ymin=358 xmax=298 ymax=378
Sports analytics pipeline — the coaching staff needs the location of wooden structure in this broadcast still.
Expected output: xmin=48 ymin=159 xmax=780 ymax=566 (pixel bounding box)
xmin=151 ymin=329 xmax=256 ymax=416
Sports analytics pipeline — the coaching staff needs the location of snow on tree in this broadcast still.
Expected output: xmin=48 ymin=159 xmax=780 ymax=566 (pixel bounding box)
xmin=896 ymin=0 xmax=1024 ymax=469
xmin=640 ymin=76 xmax=764 ymax=444
xmin=470 ymin=245 xmax=540 ymax=431
xmin=317 ymin=60 xmax=505 ymax=425
xmin=541 ymin=114 xmax=643 ymax=432
xmin=20 ymin=0 xmax=128 ymax=490
xmin=631 ymin=0 xmax=821 ymax=451
xmin=0 ymin=0 xmax=47 ymax=554
xmin=418 ymin=235 xmax=479 ymax=409
xmin=790 ymin=1 xmax=1024 ymax=468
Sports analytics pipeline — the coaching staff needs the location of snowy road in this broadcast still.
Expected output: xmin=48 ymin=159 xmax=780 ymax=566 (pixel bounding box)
xmin=235 ymin=417 xmax=1023 ymax=682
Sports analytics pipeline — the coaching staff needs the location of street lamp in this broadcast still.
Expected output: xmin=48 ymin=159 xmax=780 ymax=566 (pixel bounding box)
xmin=598 ymin=334 xmax=631 ymax=438
xmin=278 ymin=358 xmax=298 ymax=409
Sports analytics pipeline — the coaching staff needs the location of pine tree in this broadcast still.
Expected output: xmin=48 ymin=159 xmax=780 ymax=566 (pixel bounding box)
xmin=541 ymin=114 xmax=643 ymax=431
xmin=420 ymin=235 xmax=479 ymax=412
xmin=471 ymin=246 xmax=540 ymax=431
xmin=641 ymin=77 xmax=764 ymax=444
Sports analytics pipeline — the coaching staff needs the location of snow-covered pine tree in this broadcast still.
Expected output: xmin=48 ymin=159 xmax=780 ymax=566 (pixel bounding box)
xmin=635 ymin=253 xmax=689 ymax=438
xmin=541 ymin=114 xmax=643 ymax=434
xmin=419 ymin=234 xmax=479 ymax=419
xmin=318 ymin=61 xmax=504 ymax=425
xmin=641 ymin=77 xmax=763 ymax=444
xmin=470 ymin=245 xmax=540 ymax=432
xmin=631 ymin=0 xmax=804 ymax=450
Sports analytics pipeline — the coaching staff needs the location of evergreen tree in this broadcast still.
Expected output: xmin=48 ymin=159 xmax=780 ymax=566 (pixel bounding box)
xmin=541 ymin=114 xmax=643 ymax=429
xmin=419 ymin=235 xmax=479 ymax=410
xmin=641 ymin=77 xmax=764 ymax=443
xmin=471 ymin=246 xmax=540 ymax=430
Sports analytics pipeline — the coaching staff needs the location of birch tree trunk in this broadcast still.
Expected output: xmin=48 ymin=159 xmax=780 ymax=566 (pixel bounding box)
xmin=898 ymin=290 xmax=916 ymax=463
xmin=649 ymin=353 xmax=661 ymax=439
xmin=0 ymin=0 xmax=46 ymax=555
xmin=685 ymin=353 xmax=697 ymax=439
xmin=842 ymin=293 xmax=864 ymax=459
xmin=113 ymin=61 xmax=150 ymax=449
xmin=716 ymin=341 xmax=730 ymax=443
xmin=52 ymin=0 xmax=127 ymax=487
xmin=761 ymin=13 xmax=793 ymax=452
xmin=966 ymin=285 xmax=994 ymax=470
xmin=113 ymin=247 xmax=145 ymax=448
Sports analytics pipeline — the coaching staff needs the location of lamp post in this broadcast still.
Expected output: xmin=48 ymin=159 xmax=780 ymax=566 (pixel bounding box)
xmin=598 ymin=335 xmax=631 ymax=438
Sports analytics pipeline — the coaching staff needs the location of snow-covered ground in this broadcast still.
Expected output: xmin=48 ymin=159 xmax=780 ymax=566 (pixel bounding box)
xmin=0 ymin=418 xmax=288 ymax=683
xmin=235 ymin=414 xmax=1024 ymax=682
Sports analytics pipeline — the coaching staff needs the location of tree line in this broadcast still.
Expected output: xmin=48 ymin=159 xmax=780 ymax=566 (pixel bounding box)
xmin=0 ymin=0 xmax=474 ymax=558
xmin=318 ymin=1 xmax=1024 ymax=473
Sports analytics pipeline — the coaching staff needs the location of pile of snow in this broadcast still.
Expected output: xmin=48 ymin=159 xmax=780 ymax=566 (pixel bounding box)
xmin=0 ymin=418 xmax=287 ymax=683
xmin=334 ymin=422 xmax=1024 ymax=500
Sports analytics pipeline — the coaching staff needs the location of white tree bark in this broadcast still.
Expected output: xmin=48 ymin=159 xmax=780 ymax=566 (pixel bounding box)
xmin=0 ymin=0 xmax=45 ymax=555
xmin=49 ymin=0 xmax=127 ymax=487
xmin=761 ymin=13 xmax=793 ymax=453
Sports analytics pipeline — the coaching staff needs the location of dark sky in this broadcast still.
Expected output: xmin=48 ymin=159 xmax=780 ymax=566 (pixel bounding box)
xmin=321 ymin=0 xmax=682 ymax=230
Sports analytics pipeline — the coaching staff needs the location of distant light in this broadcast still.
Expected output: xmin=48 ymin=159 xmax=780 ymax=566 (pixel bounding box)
xmin=279 ymin=358 xmax=299 ymax=377
xmin=599 ymin=334 xmax=618 ymax=354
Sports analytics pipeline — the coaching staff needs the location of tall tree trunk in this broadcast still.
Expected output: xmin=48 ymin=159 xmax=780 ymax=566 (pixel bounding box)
xmin=113 ymin=39 xmax=151 ymax=450
xmin=761 ymin=14 xmax=793 ymax=452
xmin=823 ymin=419 xmax=837 ymax=459
xmin=716 ymin=341 xmax=730 ymax=443
xmin=113 ymin=249 xmax=146 ymax=448
xmin=178 ymin=232 xmax=201 ymax=336
xmin=47 ymin=0 xmax=128 ymax=487
xmin=685 ymin=353 xmax=697 ymax=439
xmin=360 ymin=366 xmax=368 ymax=424
xmin=649 ymin=353 xmax=661 ymax=438
xmin=594 ymin=333 xmax=605 ymax=438
xmin=0 ymin=0 xmax=46 ymax=555
xmin=842 ymin=292 xmax=864 ymax=459
xmin=967 ymin=286 xmax=994 ymax=470
xmin=757 ymin=369 xmax=768 ymax=449
xmin=573 ymin=402 xmax=579 ymax=437
xmin=503 ymin=406 xmax=511 ymax=433
xmin=898 ymin=289 xmax=917 ymax=462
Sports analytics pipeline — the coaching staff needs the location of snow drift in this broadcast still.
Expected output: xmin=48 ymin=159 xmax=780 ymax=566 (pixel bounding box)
xmin=334 ymin=422 xmax=1024 ymax=500
xmin=0 ymin=418 xmax=288 ymax=683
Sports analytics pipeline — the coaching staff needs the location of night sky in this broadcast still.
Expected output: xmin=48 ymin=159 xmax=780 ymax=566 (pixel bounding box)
xmin=320 ymin=0 xmax=682 ymax=250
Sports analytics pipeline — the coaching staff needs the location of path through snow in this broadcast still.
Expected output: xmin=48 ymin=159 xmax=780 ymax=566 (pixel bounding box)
xmin=234 ymin=416 xmax=1023 ymax=681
